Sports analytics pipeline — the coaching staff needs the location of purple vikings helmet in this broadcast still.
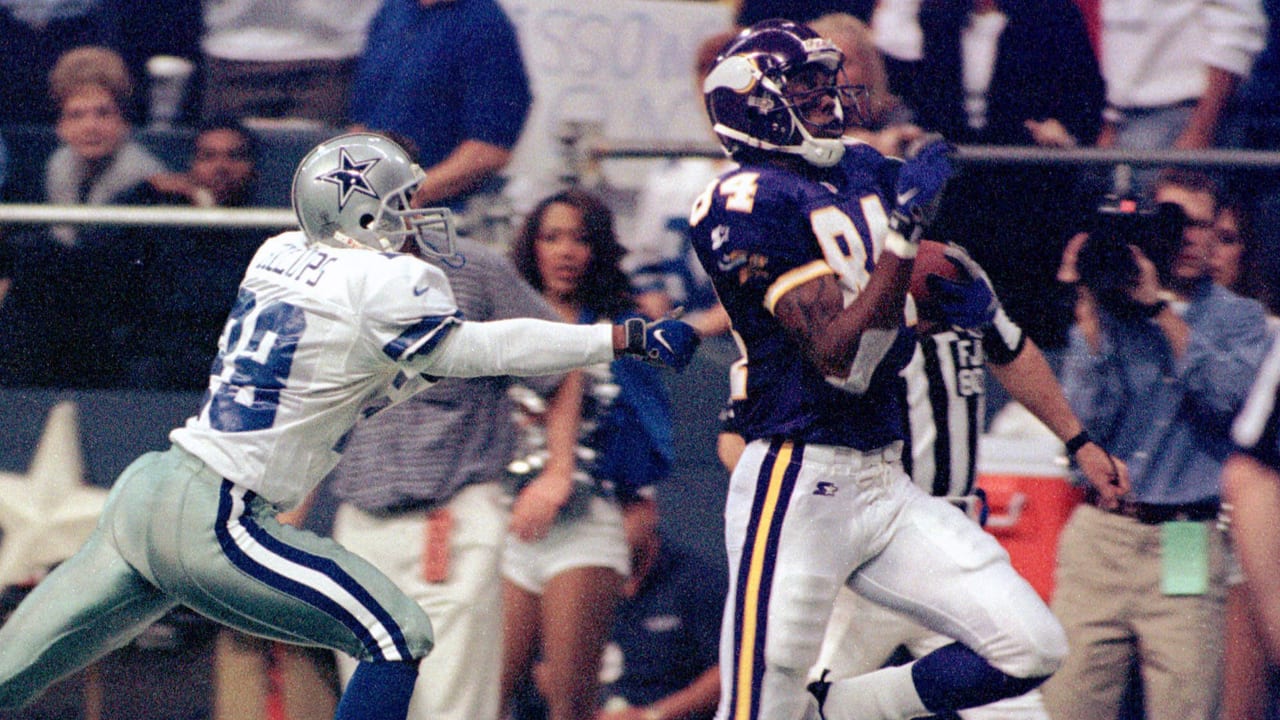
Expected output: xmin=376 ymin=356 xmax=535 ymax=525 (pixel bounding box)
xmin=703 ymin=19 xmax=847 ymax=167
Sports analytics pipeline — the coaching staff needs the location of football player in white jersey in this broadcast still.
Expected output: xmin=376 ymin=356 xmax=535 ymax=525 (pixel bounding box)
xmin=0 ymin=132 xmax=698 ymax=720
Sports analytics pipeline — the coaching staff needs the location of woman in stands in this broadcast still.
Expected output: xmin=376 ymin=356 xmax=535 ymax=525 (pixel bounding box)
xmin=501 ymin=188 xmax=675 ymax=720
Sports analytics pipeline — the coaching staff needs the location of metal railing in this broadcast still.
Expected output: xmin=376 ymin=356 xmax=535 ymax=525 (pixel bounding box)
xmin=2 ymin=143 xmax=1280 ymax=231
xmin=0 ymin=203 xmax=296 ymax=228
xmin=583 ymin=140 xmax=1280 ymax=170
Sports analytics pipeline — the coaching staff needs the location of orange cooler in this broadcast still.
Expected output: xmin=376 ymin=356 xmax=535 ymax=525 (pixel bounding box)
xmin=976 ymin=434 xmax=1084 ymax=603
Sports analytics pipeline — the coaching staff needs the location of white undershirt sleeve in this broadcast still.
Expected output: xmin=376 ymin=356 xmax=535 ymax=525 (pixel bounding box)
xmin=410 ymin=318 xmax=615 ymax=378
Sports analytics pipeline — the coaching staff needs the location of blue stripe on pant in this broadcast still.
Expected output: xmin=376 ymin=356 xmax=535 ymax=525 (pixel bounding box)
xmin=214 ymin=480 xmax=414 ymax=662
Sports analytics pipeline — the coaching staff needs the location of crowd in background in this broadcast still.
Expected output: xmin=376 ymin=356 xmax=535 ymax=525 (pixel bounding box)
xmin=1 ymin=0 xmax=1280 ymax=719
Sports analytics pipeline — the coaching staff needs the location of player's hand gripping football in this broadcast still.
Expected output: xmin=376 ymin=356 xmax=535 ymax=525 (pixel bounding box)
xmin=887 ymin=134 xmax=954 ymax=256
xmin=929 ymin=244 xmax=999 ymax=330
xmin=623 ymin=315 xmax=700 ymax=371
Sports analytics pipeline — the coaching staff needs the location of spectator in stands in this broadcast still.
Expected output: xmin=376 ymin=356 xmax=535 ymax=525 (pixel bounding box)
xmin=117 ymin=118 xmax=264 ymax=390
xmin=1096 ymin=0 xmax=1266 ymax=196
xmin=807 ymin=13 xmax=922 ymax=156
xmin=904 ymin=0 xmax=1106 ymax=358
xmin=0 ymin=0 xmax=113 ymax=125
xmin=1044 ymin=169 xmax=1271 ymax=720
xmin=347 ymin=0 xmax=532 ymax=213
xmin=200 ymin=0 xmax=381 ymax=127
xmin=624 ymin=29 xmax=735 ymax=337
xmin=133 ymin=117 xmax=259 ymax=208
xmin=1210 ymin=194 xmax=1280 ymax=318
xmin=502 ymin=189 xmax=674 ymax=720
xmin=0 ymin=45 xmax=168 ymax=389
xmin=511 ymin=494 xmax=723 ymax=720
xmin=45 ymin=45 xmax=169 ymax=246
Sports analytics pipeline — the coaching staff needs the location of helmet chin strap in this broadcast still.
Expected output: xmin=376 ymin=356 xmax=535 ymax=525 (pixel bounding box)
xmin=785 ymin=91 xmax=846 ymax=166
xmin=713 ymin=121 xmax=846 ymax=167
xmin=789 ymin=122 xmax=846 ymax=166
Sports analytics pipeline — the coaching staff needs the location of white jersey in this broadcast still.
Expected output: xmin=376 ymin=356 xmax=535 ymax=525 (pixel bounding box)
xmin=171 ymin=231 xmax=462 ymax=509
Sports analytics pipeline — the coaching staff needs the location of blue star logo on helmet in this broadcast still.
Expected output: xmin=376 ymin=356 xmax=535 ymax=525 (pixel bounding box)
xmin=318 ymin=148 xmax=381 ymax=211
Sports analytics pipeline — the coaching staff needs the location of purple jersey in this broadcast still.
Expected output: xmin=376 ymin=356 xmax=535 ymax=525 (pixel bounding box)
xmin=689 ymin=143 xmax=914 ymax=450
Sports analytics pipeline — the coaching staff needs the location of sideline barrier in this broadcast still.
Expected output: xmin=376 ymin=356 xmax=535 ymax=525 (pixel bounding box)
xmin=977 ymin=427 xmax=1082 ymax=603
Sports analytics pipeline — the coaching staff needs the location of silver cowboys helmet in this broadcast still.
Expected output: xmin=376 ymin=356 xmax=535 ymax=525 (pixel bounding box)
xmin=291 ymin=132 xmax=457 ymax=259
xmin=703 ymin=19 xmax=847 ymax=167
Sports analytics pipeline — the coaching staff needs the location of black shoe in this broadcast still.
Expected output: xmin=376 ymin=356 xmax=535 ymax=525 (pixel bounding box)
xmin=807 ymin=669 xmax=832 ymax=720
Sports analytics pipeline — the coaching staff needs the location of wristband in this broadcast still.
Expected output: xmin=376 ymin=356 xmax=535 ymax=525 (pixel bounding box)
xmin=884 ymin=230 xmax=918 ymax=259
xmin=624 ymin=317 xmax=647 ymax=356
xmin=1140 ymin=299 xmax=1168 ymax=318
xmin=1065 ymin=430 xmax=1092 ymax=456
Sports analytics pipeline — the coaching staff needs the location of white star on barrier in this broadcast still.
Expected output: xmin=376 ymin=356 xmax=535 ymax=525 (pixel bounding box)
xmin=0 ymin=401 xmax=108 ymax=586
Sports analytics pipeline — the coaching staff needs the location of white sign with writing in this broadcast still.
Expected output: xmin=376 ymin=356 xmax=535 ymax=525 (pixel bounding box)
xmin=499 ymin=0 xmax=731 ymax=212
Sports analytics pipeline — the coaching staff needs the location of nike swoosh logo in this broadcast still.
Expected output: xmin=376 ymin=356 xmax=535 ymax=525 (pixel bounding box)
xmin=896 ymin=188 xmax=919 ymax=206
xmin=413 ymin=285 xmax=430 ymax=296
xmin=653 ymin=328 xmax=675 ymax=355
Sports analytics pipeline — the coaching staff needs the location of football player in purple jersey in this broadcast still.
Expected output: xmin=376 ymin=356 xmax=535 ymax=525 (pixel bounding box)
xmin=689 ymin=20 xmax=1078 ymax=720
xmin=809 ymin=238 xmax=1129 ymax=720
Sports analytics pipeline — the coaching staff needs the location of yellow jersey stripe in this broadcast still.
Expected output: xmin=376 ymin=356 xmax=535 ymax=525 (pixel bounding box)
xmin=763 ymin=261 xmax=834 ymax=315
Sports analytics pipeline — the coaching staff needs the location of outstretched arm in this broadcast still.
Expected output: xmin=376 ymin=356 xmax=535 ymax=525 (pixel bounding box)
xmin=417 ymin=317 xmax=697 ymax=378
xmin=988 ymin=337 xmax=1130 ymax=504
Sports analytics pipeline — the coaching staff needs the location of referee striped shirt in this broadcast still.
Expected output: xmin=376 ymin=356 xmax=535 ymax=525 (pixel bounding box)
xmin=900 ymin=307 xmax=1025 ymax=498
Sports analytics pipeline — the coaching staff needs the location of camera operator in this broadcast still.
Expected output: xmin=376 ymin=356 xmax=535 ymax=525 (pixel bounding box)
xmin=1042 ymin=169 xmax=1272 ymax=720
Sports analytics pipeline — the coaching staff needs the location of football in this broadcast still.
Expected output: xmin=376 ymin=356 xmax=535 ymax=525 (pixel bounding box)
xmin=909 ymin=240 xmax=964 ymax=326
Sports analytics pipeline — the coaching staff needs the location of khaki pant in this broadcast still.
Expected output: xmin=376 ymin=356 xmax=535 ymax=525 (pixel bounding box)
xmin=332 ymin=483 xmax=510 ymax=720
xmin=1041 ymin=504 xmax=1229 ymax=720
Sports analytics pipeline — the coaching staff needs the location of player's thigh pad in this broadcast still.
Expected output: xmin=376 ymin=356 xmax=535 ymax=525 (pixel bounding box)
xmin=108 ymin=447 xmax=435 ymax=663
xmin=814 ymin=585 xmax=951 ymax=681
xmin=850 ymin=487 xmax=1066 ymax=678
xmin=724 ymin=440 xmax=903 ymax=673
